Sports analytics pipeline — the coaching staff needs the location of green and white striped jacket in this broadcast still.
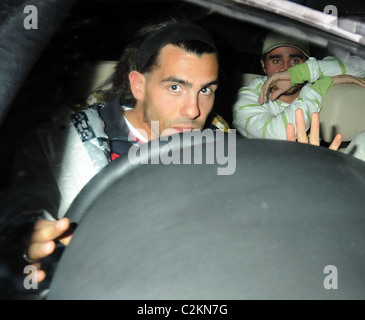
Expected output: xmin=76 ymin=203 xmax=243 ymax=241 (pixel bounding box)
xmin=233 ymin=56 xmax=365 ymax=139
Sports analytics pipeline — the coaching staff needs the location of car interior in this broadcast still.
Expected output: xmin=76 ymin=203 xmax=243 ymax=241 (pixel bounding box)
xmin=1 ymin=0 xmax=365 ymax=300
xmin=74 ymin=59 xmax=365 ymax=151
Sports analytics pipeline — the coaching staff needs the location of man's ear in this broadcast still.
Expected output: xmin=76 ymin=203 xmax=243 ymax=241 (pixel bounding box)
xmin=129 ymin=71 xmax=145 ymax=100
xmin=260 ymin=58 xmax=267 ymax=74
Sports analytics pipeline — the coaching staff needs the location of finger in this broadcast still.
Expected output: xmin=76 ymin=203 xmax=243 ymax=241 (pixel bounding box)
xmin=259 ymin=84 xmax=270 ymax=104
xmin=309 ymin=112 xmax=320 ymax=146
xmin=329 ymin=133 xmax=343 ymax=151
xmin=347 ymin=76 xmax=365 ymax=87
xmin=30 ymin=262 xmax=47 ymax=283
xmin=286 ymin=123 xmax=296 ymax=142
xmin=59 ymin=231 xmax=73 ymax=246
xmin=351 ymin=76 xmax=365 ymax=85
xmin=356 ymin=78 xmax=365 ymax=88
xmin=27 ymin=218 xmax=73 ymax=265
xmin=36 ymin=269 xmax=46 ymax=283
xmin=333 ymin=75 xmax=365 ymax=88
xmin=31 ymin=218 xmax=70 ymax=243
xmin=27 ymin=240 xmax=56 ymax=261
xmin=259 ymin=72 xmax=291 ymax=103
xmin=295 ymin=109 xmax=308 ymax=143
xmin=269 ymin=88 xmax=285 ymax=101
xmin=259 ymin=74 xmax=280 ymax=104
xmin=259 ymin=81 xmax=274 ymax=104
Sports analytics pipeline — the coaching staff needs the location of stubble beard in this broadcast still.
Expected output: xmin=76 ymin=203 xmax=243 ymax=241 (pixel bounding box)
xmin=141 ymin=99 xmax=160 ymax=140
xmin=281 ymin=83 xmax=306 ymax=96
xmin=142 ymin=99 xmax=205 ymax=138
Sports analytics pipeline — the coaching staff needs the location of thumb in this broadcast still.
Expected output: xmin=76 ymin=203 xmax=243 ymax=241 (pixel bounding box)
xmin=59 ymin=233 xmax=73 ymax=246
xmin=55 ymin=218 xmax=74 ymax=246
xmin=269 ymin=88 xmax=284 ymax=101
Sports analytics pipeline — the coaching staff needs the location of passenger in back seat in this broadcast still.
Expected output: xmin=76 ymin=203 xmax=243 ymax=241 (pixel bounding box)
xmin=233 ymin=27 xmax=365 ymax=143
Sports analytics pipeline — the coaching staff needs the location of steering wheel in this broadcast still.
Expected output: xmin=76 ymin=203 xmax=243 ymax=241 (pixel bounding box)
xmin=47 ymin=133 xmax=365 ymax=299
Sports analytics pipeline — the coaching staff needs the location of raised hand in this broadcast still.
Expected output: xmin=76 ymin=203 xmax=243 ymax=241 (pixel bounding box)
xmin=286 ymin=108 xmax=343 ymax=151
xmin=259 ymin=70 xmax=291 ymax=104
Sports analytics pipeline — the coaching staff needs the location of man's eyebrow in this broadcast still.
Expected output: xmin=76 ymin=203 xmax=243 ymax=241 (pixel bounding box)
xmin=162 ymin=77 xmax=191 ymax=87
xmin=162 ymin=77 xmax=219 ymax=89
xmin=201 ymin=79 xmax=219 ymax=90
xmin=289 ymin=53 xmax=305 ymax=59
xmin=268 ymin=54 xmax=283 ymax=60
xmin=268 ymin=53 xmax=304 ymax=60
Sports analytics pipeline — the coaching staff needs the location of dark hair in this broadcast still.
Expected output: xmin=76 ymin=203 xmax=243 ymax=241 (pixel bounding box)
xmin=93 ymin=18 xmax=218 ymax=108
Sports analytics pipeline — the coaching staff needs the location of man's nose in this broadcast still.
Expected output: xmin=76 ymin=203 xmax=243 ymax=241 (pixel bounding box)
xmin=280 ymin=60 xmax=290 ymax=71
xmin=181 ymin=95 xmax=200 ymax=119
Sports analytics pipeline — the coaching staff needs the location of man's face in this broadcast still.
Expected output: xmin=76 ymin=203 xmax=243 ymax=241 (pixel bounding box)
xmin=261 ymin=46 xmax=306 ymax=77
xmin=135 ymin=44 xmax=219 ymax=140
xmin=261 ymin=46 xmax=307 ymax=97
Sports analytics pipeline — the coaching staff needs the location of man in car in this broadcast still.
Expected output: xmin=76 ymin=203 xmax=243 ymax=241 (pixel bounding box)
xmin=25 ymin=20 xmax=344 ymax=283
xmin=232 ymin=27 xmax=365 ymax=140
xmin=24 ymin=17 xmax=228 ymax=283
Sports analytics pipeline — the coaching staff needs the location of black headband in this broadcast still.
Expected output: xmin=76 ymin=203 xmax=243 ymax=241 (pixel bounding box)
xmin=137 ymin=22 xmax=218 ymax=71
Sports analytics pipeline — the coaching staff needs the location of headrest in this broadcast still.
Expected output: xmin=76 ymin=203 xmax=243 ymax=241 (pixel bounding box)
xmin=73 ymin=60 xmax=117 ymax=100
xmin=320 ymin=84 xmax=365 ymax=143
xmin=241 ymin=73 xmax=261 ymax=87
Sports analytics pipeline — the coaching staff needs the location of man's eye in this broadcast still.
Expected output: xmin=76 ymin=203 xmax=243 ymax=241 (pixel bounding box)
xmin=292 ymin=59 xmax=301 ymax=65
xmin=273 ymin=59 xmax=281 ymax=64
xmin=169 ymin=84 xmax=182 ymax=91
xmin=200 ymin=87 xmax=212 ymax=95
